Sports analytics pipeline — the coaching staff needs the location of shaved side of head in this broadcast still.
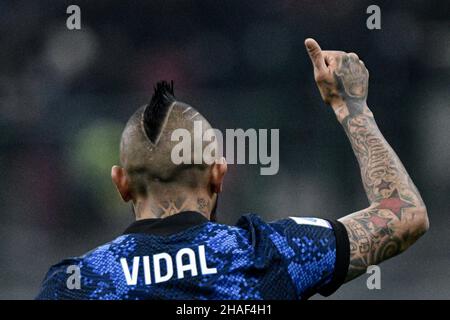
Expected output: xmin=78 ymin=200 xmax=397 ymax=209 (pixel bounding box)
xmin=120 ymin=81 xmax=217 ymax=198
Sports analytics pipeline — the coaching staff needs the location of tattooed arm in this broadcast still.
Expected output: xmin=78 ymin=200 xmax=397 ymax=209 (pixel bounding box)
xmin=305 ymin=38 xmax=429 ymax=281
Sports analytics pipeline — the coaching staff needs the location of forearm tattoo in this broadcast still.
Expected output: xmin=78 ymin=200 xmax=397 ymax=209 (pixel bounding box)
xmin=332 ymin=55 xmax=427 ymax=281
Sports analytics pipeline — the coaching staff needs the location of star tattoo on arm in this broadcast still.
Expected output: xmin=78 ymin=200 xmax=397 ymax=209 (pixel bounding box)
xmin=375 ymin=189 xmax=414 ymax=220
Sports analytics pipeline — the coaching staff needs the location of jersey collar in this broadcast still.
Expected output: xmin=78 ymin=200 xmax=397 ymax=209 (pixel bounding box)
xmin=122 ymin=211 xmax=209 ymax=236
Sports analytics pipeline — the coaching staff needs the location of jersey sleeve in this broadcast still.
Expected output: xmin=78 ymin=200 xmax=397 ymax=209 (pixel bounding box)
xmin=269 ymin=216 xmax=350 ymax=298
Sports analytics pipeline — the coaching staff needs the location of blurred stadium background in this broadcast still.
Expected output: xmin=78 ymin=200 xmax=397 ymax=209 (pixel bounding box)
xmin=0 ymin=0 xmax=449 ymax=299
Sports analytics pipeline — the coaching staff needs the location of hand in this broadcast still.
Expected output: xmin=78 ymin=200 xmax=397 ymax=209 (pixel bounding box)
xmin=304 ymin=38 xmax=369 ymax=119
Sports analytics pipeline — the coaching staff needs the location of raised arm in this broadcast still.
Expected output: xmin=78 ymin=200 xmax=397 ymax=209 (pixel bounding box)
xmin=305 ymin=38 xmax=429 ymax=281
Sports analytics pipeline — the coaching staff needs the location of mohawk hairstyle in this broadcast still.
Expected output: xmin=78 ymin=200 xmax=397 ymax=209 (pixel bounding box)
xmin=143 ymin=80 xmax=176 ymax=144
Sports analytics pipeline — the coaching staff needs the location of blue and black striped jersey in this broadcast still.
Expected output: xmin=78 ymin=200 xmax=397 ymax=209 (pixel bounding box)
xmin=36 ymin=211 xmax=349 ymax=300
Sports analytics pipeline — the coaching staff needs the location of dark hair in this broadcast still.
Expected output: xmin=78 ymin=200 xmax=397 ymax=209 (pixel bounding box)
xmin=143 ymin=80 xmax=176 ymax=144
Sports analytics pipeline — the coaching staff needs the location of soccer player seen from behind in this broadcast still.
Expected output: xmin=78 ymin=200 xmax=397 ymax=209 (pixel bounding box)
xmin=37 ymin=39 xmax=429 ymax=299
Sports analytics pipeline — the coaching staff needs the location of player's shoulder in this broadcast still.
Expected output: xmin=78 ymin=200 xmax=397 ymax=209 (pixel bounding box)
xmin=42 ymin=234 xmax=136 ymax=277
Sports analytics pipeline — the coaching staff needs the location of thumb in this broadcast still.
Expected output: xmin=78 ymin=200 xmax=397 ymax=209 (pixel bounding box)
xmin=305 ymin=38 xmax=326 ymax=72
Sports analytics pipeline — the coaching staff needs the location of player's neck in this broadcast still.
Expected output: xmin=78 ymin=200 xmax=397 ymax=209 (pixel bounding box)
xmin=132 ymin=192 xmax=212 ymax=220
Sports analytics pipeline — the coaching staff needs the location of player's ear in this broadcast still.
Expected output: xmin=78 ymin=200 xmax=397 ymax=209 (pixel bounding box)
xmin=210 ymin=157 xmax=227 ymax=194
xmin=111 ymin=165 xmax=132 ymax=202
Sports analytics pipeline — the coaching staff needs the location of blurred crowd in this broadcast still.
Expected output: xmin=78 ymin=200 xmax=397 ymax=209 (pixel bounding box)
xmin=0 ymin=0 xmax=449 ymax=299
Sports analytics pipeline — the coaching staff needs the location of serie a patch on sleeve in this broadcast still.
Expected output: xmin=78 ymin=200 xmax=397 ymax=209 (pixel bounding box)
xmin=288 ymin=217 xmax=332 ymax=229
